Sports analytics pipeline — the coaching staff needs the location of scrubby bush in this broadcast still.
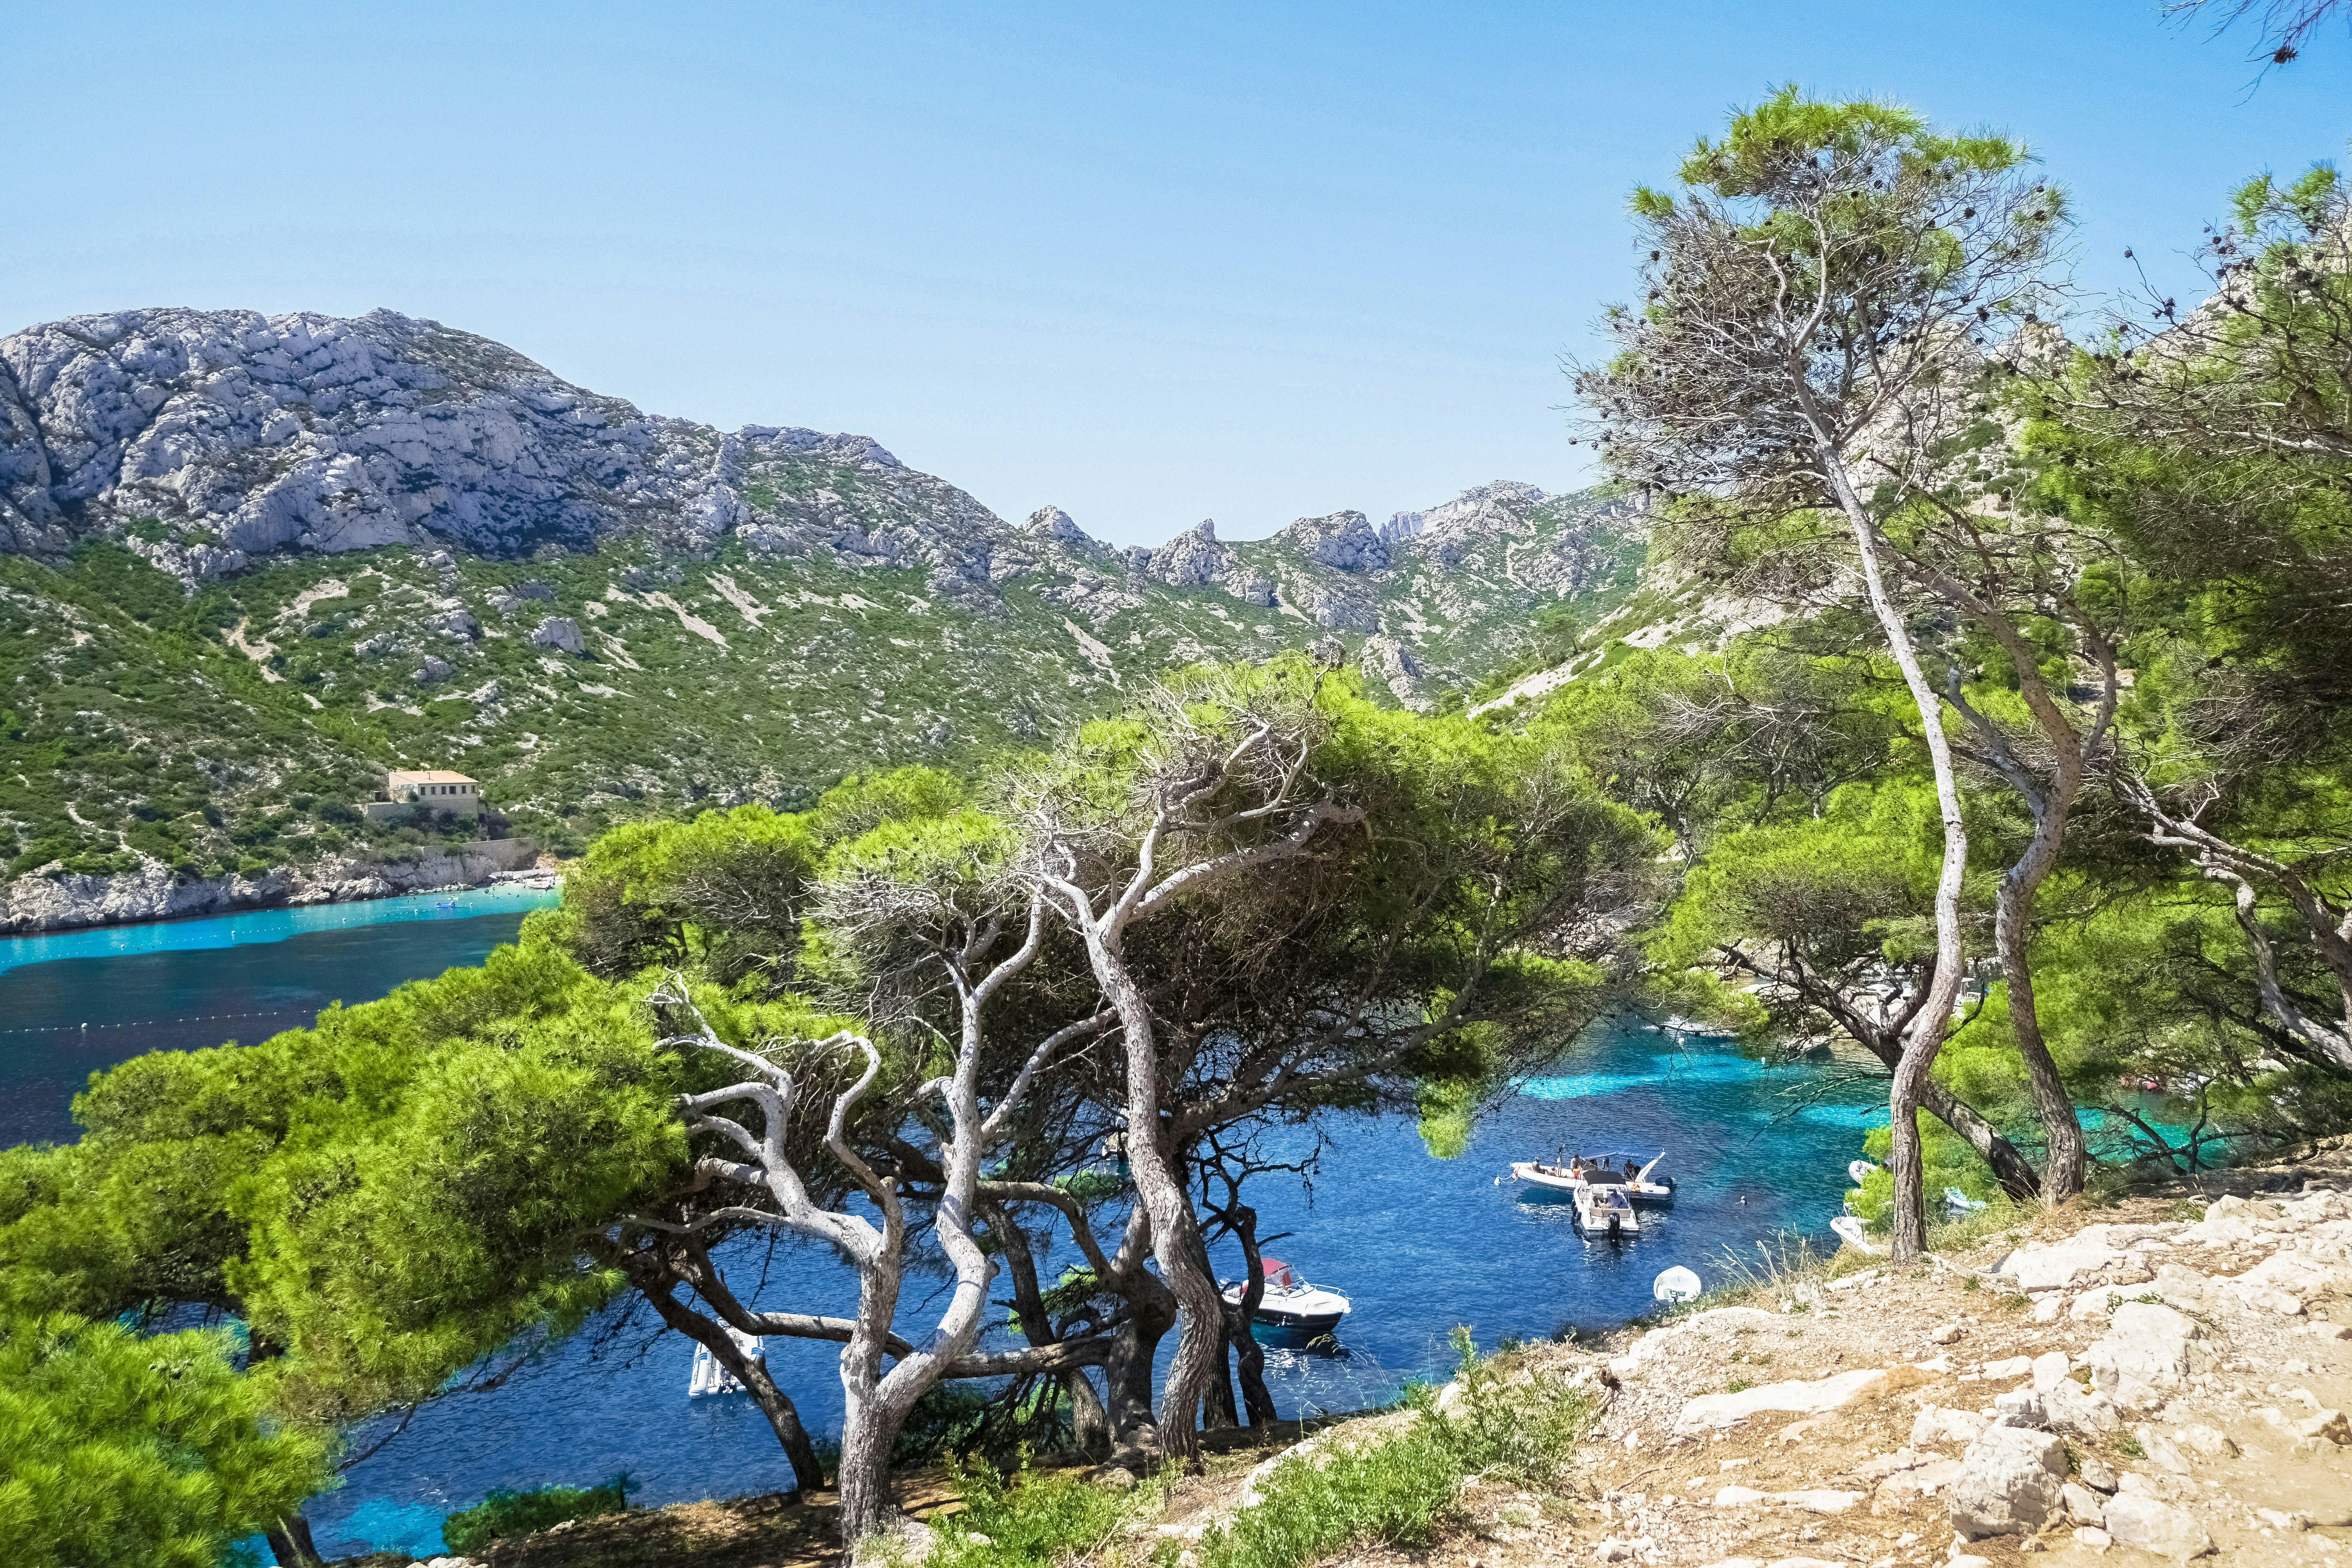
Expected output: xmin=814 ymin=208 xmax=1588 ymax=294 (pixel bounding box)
xmin=929 ymin=1454 xmax=1143 ymax=1568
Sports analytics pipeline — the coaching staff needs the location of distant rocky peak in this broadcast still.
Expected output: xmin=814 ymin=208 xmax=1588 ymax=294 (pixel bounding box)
xmin=1281 ymin=510 xmax=1387 ymax=573
xmin=1380 ymin=511 xmax=1427 ymax=545
xmin=0 ymin=305 xmax=960 ymax=573
xmin=1132 ymin=518 xmax=1227 ymax=588
xmin=737 ymin=426 xmax=902 ymax=471
xmin=1450 ymin=480 xmax=1548 ymax=509
xmin=1023 ymin=505 xmax=1096 ymax=546
xmin=1417 ymin=480 xmax=1548 ymax=532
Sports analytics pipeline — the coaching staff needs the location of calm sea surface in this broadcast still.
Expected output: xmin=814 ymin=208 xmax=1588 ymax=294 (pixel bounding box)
xmin=0 ymin=897 xmax=1888 ymax=1560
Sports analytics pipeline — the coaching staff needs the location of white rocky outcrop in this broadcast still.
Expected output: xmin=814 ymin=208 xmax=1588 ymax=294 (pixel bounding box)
xmin=0 ymin=308 xmax=1008 ymax=589
xmin=530 ymin=615 xmax=587 ymax=654
xmin=1023 ymin=505 xmax=1096 ymax=547
xmin=1990 ymin=1222 xmax=2179 ymax=1292
xmin=2 ymin=840 xmax=540 ymax=934
xmin=1284 ymin=510 xmax=1389 ymax=573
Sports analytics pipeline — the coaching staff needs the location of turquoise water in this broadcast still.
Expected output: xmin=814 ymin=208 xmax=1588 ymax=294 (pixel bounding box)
xmin=0 ymin=885 xmax=562 ymax=977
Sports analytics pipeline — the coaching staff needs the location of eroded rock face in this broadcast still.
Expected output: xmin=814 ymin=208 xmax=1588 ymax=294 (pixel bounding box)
xmin=1287 ymin=510 xmax=1388 ymax=572
xmin=0 ymin=308 xmax=991 ymax=579
xmin=1673 ymin=1367 xmax=1904 ymax=1432
xmin=1133 ymin=518 xmax=1240 ymax=590
xmin=1 ymin=841 xmax=541 ymax=933
xmin=530 ymin=615 xmax=586 ymax=654
xmin=1023 ymin=505 xmax=1095 ymax=546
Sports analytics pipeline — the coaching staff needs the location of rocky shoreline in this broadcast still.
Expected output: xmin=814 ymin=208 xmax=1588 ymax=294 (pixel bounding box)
xmin=0 ymin=839 xmax=545 ymax=936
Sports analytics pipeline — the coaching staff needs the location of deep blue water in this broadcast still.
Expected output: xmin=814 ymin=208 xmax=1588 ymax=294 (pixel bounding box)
xmin=0 ymin=901 xmax=1889 ymax=1561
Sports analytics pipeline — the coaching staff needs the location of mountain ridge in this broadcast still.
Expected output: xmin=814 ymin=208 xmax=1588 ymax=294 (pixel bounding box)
xmin=0 ymin=307 xmax=1646 ymax=925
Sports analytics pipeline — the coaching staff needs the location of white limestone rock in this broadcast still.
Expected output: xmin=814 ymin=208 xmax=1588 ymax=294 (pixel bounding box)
xmin=3 ymin=841 xmax=540 ymax=934
xmin=2041 ymin=1380 xmax=2123 ymax=1437
xmin=2085 ymin=1302 xmax=2214 ymax=1403
xmin=1675 ymin=1364 xmax=1912 ymax=1432
xmin=1286 ymin=509 xmax=1390 ymax=572
xmin=0 ymin=308 xmax=1001 ymax=584
xmin=2101 ymin=1493 xmax=2215 ymax=1560
xmin=2297 ymin=1407 xmax=2350 ymax=1444
xmin=1135 ymin=518 xmax=1230 ymax=588
xmin=1949 ymin=1424 xmax=2067 ymax=1540
xmin=1911 ymin=1406 xmax=1990 ymax=1446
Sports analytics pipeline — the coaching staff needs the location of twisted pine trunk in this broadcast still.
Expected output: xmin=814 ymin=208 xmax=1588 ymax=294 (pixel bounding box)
xmin=1826 ymin=462 xmax=1969 ymax=1263
xmin=1997 ymin=863 xmax=2087 ymax=1200
xmin=1228 ymin=1211 xmax=1281 ymax=1427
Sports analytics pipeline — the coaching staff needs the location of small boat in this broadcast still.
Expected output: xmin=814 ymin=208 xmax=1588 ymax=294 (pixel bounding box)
xmin=1653 ymin=1265 xmax=1702 ymax=1303
xmin=1662 ymin=1014 xmax=1739 ymax=1039
xmin=1944 ymin=1186 xmax=1987 ymax=1216
xmin=434 ymin=898 xmax=462 ymax=911
xmin=1219 ymin=1258 xmax=1350 ymax=1339
xmin=1831 ymin=1215 xmax=1884 ymax=1254
xmin=1510 ymin=1151 xmax=1675 ymax=1207
xmin=1848 ymin=1158 xmax=1879 ymax=1186
xmin=688 ymin=1327 xmax=765 ymax=1396
xmin=1573 ymin=1182 xmax=1640 ymax=1237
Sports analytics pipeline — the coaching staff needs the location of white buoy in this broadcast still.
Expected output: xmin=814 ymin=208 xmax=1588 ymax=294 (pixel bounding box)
xmin=1652 ymin=1265 xmax=1702 ymax=1303
xmin=1830 ymin=1214 xmax=1884 ymax=1255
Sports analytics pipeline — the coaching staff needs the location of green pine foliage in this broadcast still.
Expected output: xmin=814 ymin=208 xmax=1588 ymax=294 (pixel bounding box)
xmin=0 ymin=1314 xmax=331 ymax=1568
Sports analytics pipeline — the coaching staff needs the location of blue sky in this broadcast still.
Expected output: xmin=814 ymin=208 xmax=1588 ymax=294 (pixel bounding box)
xmin=6 ymin=2 xmax=2344 ymax=545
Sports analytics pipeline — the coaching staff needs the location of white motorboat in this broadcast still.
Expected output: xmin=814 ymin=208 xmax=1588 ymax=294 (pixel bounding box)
xmin=1219 ymin=1257 xmax=1350 ymax=1339
xmin=1653 ymin=1265 xmax=1702 ymax=1302
xmin=687 ymin=1326 xmax=765 ymax=1396
xmin=1662 ymin=1014 xmax=1739 ymax=1039
xmin=1848 ymin=1158 xmax=1879 ymax=1187
xmin=1511 ymin=1150 xmax=1675 ymax=1207
xmin=1830 ymin=1214 xmax=1884 ymax=1254
xmin=1573 ymin=1182 xmax=1641 ymax=1237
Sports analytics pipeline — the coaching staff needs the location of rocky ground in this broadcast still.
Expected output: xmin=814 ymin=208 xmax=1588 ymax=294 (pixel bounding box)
xmin=1319 ymin=1149 xmax=2352 ymax=1568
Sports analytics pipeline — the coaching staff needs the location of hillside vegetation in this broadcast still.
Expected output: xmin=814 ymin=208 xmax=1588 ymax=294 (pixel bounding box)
xmin=0 ymin=307 xmax=1638 ymax=883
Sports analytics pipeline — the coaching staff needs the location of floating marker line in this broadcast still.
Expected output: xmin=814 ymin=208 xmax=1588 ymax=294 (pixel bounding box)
xmin=0 ymin=1008 xmax=321 ymax=1035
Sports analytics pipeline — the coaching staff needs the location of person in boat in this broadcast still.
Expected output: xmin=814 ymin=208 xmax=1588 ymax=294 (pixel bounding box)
xmin=1568 ymin=1156 xmax=1584 ymax=1178
xmin=1623 ymin=1157 xmax=1641 ymax=1182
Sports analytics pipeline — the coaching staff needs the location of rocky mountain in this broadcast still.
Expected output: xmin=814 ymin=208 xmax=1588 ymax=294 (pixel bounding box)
xmin=0 ymin=307 xmax=1642 ymax=921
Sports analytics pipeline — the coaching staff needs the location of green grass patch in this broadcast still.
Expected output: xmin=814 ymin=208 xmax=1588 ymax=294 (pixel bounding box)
xmin=442 ymin=1473 xmax=635 ymax=1553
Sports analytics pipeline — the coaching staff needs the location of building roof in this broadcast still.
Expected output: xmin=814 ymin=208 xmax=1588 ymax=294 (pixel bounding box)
xmin=388 ymin=769 xmax=479 ymax=786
